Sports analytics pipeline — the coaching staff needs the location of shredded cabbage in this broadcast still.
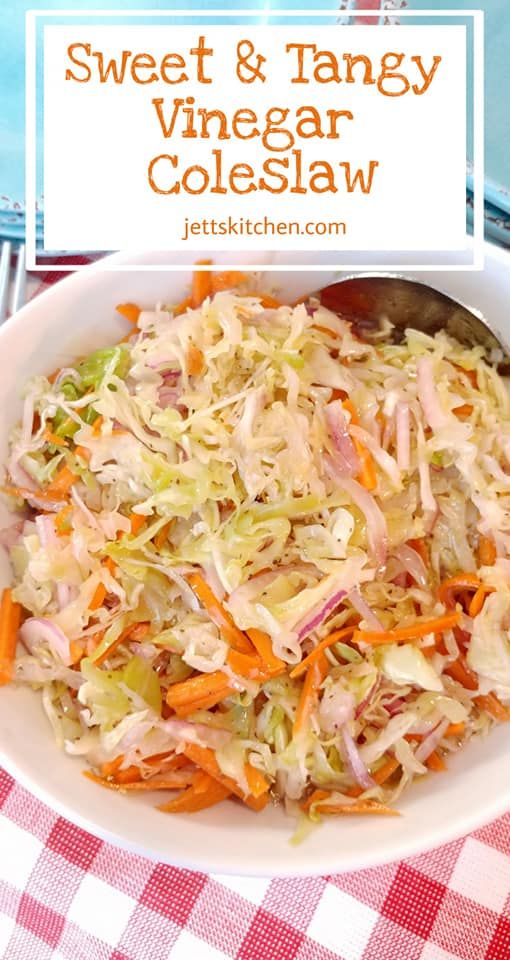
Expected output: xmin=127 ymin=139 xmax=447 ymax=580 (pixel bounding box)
xmin=4 ymin=278 xmax=510 ymax=823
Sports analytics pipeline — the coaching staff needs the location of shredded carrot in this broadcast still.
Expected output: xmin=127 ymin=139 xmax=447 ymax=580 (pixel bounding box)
xmin=166 ymin=671 xmax=237 ymax=716
xmin=246 ymin=628 xmax=285 ymax=676
xmin=211 ymin=271 xmax=247 ymax=292
xmin=186 ymin=344 xmax=205 ymax=377
xmin=173 ymin=689 xmax=236 ymax=716
xmin=45 ymin=464 xmax=78 ymax=499
xmin=116 ymin=303 xmax=141 ymax=325
xmin=191 ymin=261 xmax=213 ymax=308
xmin=258 ymin=294 xmax=282 ymax=309
xmin=475 ymin=692 xmax=510 ymax=722
xmin=353 ymin=611 xmax=460 ymax=647
xmin=446 ymin=722 xmax=465 ymax=738
xmin=226 ymin=649 xmax=270 ymax=681
xmin=129 ymin=512 xmax=145 ymax=536
xmin=468 ymin=584 xmax=495 ymax=618
xmin=407 ymin=538 xmax=430 ymax=567
xmin=373 ymin=755 xmax=401 ymax=786
xmin=74 ymin=445 xmax=91 ymax=463
xmin=154 ymin=520 xmax=173 ymax=551
xmin=452 ymin=363 xmax=478 ymax=388
xmin=69 ymin=640 xmax=84 ymax=664
xmin=306 ymin=793 xmax=399 ymax=817
xmin=43 ymin=429 xmax=67 ymax=448
xmin=187 ymin=573 xmax=253 ymax=653
xmin=356 ymin=441 xmax=377 ymax=491
xmin=445 ymin=654 xmax=478 ymax=692
xmin=92 ymin=415 xmax=104 ymax=436
xmin=343 ymin=399 xmax=377 ymax=491
xmin=2 ymin=484 xmax=53 ymax=504
xmin=89 ymin=583 xmax=107 ymax=612
xmin=85 ymin=770 xmax=194 ymax=792
xmin=453 ymin=403 xmax=474 ymax=418
xmin=293 ymin=653 xmax=328 ymax=736
xmin=312 ymin=324 xmax=338 ymax=338
xmin=158 ymin=771 xmax=231 ymax=813
xmin=244 ymin=764 xmax=270 ymax=799
xmin=0 ymin=589 xmax=21 ymax=685
xmin=182 ymin=744 xmax=268 ymax=811
xmin=290 ymin=625 xmax=357 ymax=680
xmin=109 ymin=765 xmax=141 ymax=785
xmin=438 ymin=573 xmax=481 ymax=609
xmin=104 ymin=556 xmax=117 ymax=577
xmin=89 ymin=557 xmax=116 ymax=610
xmin=346 ymin=754 xmax=402 ymax=799
xmin=478 ymin=536 xmax=497 ymax=567
xmin=93 ymin=621 xmax=150 ymax=667
xmin=100 ymin=756 xmax=124 ymax=778
xmin=426 ymin=750 xmax=446 ymax=772
xmin=54 ymin=505 xmax=72 ymax=535
xmin=301 ymin=789 xmax=330 ymax=812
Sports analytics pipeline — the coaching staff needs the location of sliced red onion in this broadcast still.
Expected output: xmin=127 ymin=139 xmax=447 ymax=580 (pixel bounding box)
xmin=7 ymin=454 xmax=37 ymax=492
xmin=20 ymin=617 xmax=72 ymax=666
xmin=348 ymin=588 xmax=383 ymax=630
xmin=417 ymin=356 xmax=446 ymax=431
xmin=324 ymin=457 xmax=388 ymax=567
xmin=414 ymin=718 xmax=449 ymax=764
xmin=340 ymin=726 xmax=375 ymax=790
xmin=325 ymin=401 xmax=360 ymax=476
xmin=160 ymin=718 xmax=231 ymax=750
xmin=162 ymin=370 xmax=181 ymax=385
xmin=414 ymin=422 xmax=438 ymax=520
xmin=35 ymin=514 xmax=57 ymax=547
xmin=396 ymin=403 xmax=410 ymax=471
xmin=294 ymin=588 xmax=347 ymax=644
xmin=384 ymin=696 xmax=406 ymax=717
xmin=157 ymin=386 xmax=181 ymax=408
xmin=393 ymin=571 xmax=408 ymax=588
xmin=21 ymin=393 xmax=35 ymax=447
xmin=0 ymin=520 xmax=24 ymax=549
xmin=145 ymin=358 xmax=179 ymax=371
xmin=355 ymin=674 xmax=380 ymax=719
xmin=27 ymin=493 xmax=67 ymax=513
xmin=392 ymin=544 xmax=428 ymax=589
xmin=35 ymin=515 xmax=70 ymax=611
xmin=381 ymin=415 xmax=394 ymax=452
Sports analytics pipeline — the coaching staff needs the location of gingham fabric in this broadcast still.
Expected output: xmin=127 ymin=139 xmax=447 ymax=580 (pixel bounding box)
xmin=2 ymin=766 xmax=510 ymax=960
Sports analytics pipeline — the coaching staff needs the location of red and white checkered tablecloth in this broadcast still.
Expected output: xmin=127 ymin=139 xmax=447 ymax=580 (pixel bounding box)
xmin=0 ymin=253 xmax=509 ymax=959
xmin=2 ymin=765 xmax=510 ymax=960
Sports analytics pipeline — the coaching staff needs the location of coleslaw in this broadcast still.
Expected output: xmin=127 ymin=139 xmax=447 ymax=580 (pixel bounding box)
xmin=1 ymin=268 xmax=509 ymax=823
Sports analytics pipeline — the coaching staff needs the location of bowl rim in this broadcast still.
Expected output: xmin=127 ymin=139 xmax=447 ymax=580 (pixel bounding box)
xmin=2 ymin=242 xmax=510 ymax=878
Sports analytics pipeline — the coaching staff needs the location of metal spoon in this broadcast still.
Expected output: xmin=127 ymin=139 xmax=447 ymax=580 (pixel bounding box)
xmin=317 ymin=275 xmax=510 ymax=375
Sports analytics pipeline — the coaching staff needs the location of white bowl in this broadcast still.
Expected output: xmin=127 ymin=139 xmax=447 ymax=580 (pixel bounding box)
xmin=1 ymin=246 xmax=510 ymax=877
